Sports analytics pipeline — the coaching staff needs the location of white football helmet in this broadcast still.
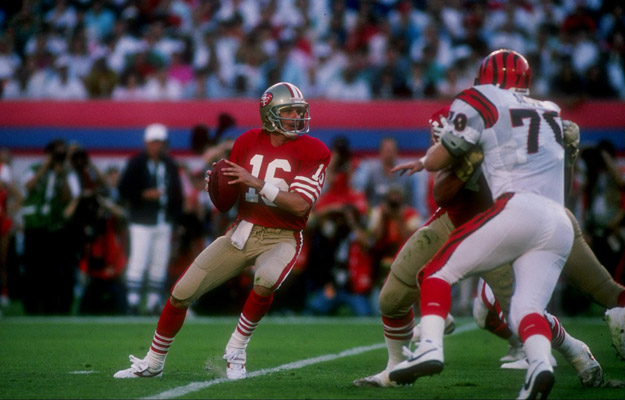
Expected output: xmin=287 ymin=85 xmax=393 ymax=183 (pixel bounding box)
xmin=260 ymin=82 xmax=310 ymax=137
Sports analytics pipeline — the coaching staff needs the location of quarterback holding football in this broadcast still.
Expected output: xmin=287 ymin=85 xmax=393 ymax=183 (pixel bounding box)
xmin=114 ymin=82 xmax=331 ymax=380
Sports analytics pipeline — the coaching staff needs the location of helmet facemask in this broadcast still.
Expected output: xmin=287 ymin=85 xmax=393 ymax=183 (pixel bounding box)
xmin=267 ymin=103 xmax=311 ymax=137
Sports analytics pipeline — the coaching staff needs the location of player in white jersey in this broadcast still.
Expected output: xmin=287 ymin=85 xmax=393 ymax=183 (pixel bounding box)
xmin=113 ymin=82 xmax=331 ymax=380
xmin=389 ymin=49 xmax=572 ymax=400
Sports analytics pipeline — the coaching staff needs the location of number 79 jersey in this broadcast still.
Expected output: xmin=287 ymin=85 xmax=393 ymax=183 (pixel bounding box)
xmin=449 ymin=84 xmax=566 ymax=205
xmin=230 ymin=128 xmax=331 ymax=230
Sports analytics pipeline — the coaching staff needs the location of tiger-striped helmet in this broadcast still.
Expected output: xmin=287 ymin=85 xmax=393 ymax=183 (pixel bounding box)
xmin=475 ymin=49 xmax=531 ymax=95
xmin=259 ymin=82 xmax=310 ymax=137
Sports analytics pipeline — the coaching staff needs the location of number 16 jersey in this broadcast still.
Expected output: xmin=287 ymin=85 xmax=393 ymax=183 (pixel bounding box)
xmin=229 ymin=128 xmax=331 ymax=231
xmin=449 ymin=84 xmax=565 ymax=205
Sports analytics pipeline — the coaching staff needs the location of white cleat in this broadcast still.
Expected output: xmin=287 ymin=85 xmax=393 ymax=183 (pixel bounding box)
xmin=563 ymin=341 xmax=603 ymax=387
xmin=223 ymin=346 xmax=247 ymax=380
xmin=412 ymin=314 xmax=455 ymax=344
xmin=389 ymin=340 xmax=444 ymax=385
xmin=517 ymin=360 xmax=554 ymax=400
xmin=501 ymin=341 xmax=526 ymax=362
xmin=604 ymin=307 xmax=625 ymax=360
xmin=113 ymin=355 xmax=163 ymax=378
xmin=501 ymin=354 xmax=557 ymax=370
xmin=352 ymin=370 xmax=397 ymax=387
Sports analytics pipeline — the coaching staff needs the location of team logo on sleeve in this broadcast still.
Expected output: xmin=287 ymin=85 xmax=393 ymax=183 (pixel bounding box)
xmin=260 ymin=92 xmax=273 ymax=107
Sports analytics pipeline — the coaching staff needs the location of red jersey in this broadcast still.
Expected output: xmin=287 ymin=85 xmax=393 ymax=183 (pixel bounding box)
xmin=444 ymin=175 xmax=493 ymax=227
xmin=432 ymin=170 xmax=493 ymax=228
xmin=230 ymin=129 xmax=331 ymax=230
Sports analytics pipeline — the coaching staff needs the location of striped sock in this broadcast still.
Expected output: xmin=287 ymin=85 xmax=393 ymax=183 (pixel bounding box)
xmin=145 ymin=300 xmax=187 ymax=371
xmin=382 ymin=311 xmax=414 ymax=370
xmin=146 ymin=331 xmax=174 ymax=371
xmin=228 ymin=290 xmax=273 ymax=349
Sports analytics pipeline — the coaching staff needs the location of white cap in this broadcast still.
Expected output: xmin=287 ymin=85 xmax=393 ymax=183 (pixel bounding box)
xmin=144 ymin=123 xmax=168 ymax=142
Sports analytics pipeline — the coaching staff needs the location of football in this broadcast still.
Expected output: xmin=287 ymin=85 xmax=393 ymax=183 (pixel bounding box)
xmin=208 ymin=159 xmax=239 ymax=213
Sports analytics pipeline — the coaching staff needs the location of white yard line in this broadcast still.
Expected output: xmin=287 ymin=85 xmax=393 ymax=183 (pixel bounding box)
xmin=144 ymin=323 xmax=478 ymax=400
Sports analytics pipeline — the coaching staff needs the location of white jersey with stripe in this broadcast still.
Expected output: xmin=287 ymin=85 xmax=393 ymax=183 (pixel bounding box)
xmin=448 ymin=84 xmax=566 ymax=205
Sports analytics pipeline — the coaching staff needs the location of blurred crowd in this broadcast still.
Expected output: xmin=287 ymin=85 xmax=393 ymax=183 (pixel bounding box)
xmin=0 ymin=118 xmax=623 ymax=317
xmin=1 ymin=0 xmax=624 ymax=101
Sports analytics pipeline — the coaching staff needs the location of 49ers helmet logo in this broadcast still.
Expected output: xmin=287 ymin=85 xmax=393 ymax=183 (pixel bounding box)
xmin=260 ymin=92 xmax=273 ymax=107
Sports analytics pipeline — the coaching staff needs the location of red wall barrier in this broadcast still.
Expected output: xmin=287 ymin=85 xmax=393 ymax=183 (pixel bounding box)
xmin=1 ymin=100 xmax=624 ymax=128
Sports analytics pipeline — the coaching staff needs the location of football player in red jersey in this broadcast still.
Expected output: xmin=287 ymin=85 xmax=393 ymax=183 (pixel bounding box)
xmin=114 ymin=82 xmax=331 ymax=380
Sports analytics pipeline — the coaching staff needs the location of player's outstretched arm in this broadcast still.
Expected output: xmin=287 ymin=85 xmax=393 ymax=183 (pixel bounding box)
xmin=423 ymin=142 xmax=455 ymax=172
xmin=391 ymin=159 xmax=425 ymax=176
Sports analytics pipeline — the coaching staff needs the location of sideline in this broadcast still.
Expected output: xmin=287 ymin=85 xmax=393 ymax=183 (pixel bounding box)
xmin=144 ymin=323 xmax=478 ymax=399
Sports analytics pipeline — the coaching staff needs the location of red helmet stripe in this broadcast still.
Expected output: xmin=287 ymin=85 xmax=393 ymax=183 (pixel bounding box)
xmin=500 ymin=51 xmax=508 ymax=87
xmin=283 ymin=82 xmax=295 ymax=98
xmin=492 ymin=54 xmax=499 ymax=86
xmin=282 ymin=82 xmax=303 ymax=99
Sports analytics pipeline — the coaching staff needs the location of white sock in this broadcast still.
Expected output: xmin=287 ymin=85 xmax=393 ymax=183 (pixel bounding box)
xmin=384 ymin=336 xmax=409 ymax=371
xmin=420 ymin=315 xmax=445 ymax=347
xmin=524 ymin=334 xmax=552 ymax=365
xmin=145 ymin=331 xmax=173 ymax=371
xmin=227 ymin=329 xmax=250 ymax=350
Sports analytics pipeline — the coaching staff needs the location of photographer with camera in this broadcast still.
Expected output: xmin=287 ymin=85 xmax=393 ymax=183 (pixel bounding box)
xmin=303 ymin=136 xmax=373 ymax=316
xmin=367 ymin=185 xmax=420 ymax=300
xmin=21 ymin=138 xmax=81 ymax=314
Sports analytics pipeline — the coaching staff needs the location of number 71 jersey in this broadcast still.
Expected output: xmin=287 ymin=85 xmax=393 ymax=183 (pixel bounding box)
xmin=229 ymin=128 xmax=331 ymax=230
xmin=450 ymin=84 xmax=566 ymax=205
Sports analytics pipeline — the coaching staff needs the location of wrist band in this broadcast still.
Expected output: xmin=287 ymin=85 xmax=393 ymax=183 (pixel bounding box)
xmin=260 ymin=182 xmax=280 ymax=202
xmin=419 ymin=156 xmax=427 ymax=164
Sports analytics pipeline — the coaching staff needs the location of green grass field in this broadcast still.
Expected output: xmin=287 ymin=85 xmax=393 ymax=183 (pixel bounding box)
xmin=0 ymin=315 xmax=623 ymax=399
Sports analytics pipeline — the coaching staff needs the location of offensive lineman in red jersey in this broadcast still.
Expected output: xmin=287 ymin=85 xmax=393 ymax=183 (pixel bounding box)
xmin=114 ymin=82 xmax=331 ymax=380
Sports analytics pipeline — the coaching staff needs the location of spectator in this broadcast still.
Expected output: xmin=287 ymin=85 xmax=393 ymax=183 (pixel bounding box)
xmin=64 ymin=33 xmax=94 ymax=80
xmin=84 ymin=57 xmax=118 ymax=99
xmin=117 ymin=123 xmax=184 ymax=315
xmin=44 ymin=56 xmax=88 ymax=100
xmin=83 ymin=0 xmax=116 ymax=43
xmin=111 ymin=69 xmax=146 ymax=100
xmin=107 ymin=19 xmax=145 ymax=76
xmin=309 ymin=37 xmax=348 ymax=98
xmin=353 ymin=136 xmax=418 ymax=211
xmin=0 ymin=1 xmax=622 ymax=101
xmin=0 ymin=34 xmax=21 ymax=83
xmin=304 ymin=203 xmax=373 ymax=316
xmin=2 ymin=64 xmax=31 ymax=99
xmin=20 ymin=139 xmax=81 ymax=314
xmin=584 ymin=63 xmax=618 ymax=98
xmin=143 ymin=66 xmax=184 ymax=100
xmin=44 ymin=0 xmax=78 ymax=36
xmin=168 ymin=50 xmax=194 ymax=88
xmin=75 ymin=191 xmax=128 ymax=315
xmin=326 ymin=58 xmax=372 ymax=100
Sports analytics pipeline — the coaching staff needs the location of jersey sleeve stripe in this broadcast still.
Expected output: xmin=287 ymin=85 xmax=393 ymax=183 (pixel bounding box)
xmin=456 ymin=88 xmax=498 ymax=128
xmin=293 ymin=188 xmax=316 ymax=203
xmin=291 ymin=182 xmax=320 ymax=197
xmin=294 ymin=175 xmax=320 ymax=185
xmin=292 ymin=179 xmax=321 ymax=194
